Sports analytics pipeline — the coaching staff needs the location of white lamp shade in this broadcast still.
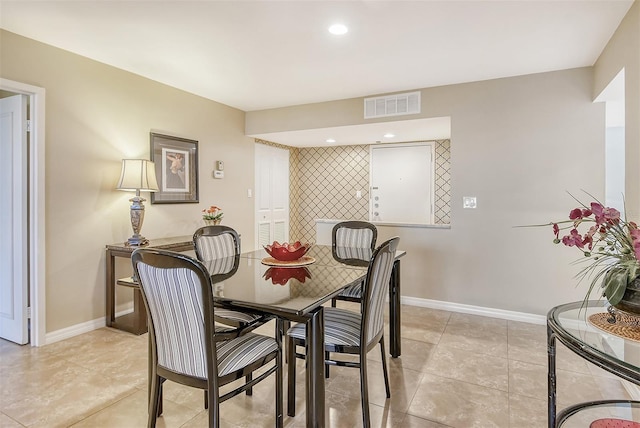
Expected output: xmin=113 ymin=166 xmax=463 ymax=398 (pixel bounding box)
xmin=116 ymin=159 xmax=159 ymax=192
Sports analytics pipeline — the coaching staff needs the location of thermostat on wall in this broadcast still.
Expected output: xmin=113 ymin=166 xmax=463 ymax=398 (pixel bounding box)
xmin=213 ymin=170 xmax=224 ymax=179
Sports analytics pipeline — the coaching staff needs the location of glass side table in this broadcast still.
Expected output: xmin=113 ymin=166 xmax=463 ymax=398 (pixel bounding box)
xmin=548 ymin=301 xmax=640 ymax=427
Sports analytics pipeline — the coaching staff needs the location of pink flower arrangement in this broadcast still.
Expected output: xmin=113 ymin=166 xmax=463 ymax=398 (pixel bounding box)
xmin=548 ymin=200 xmax=640 ymax=306
xmin=202 ymin=205 xmax=223 ymax=221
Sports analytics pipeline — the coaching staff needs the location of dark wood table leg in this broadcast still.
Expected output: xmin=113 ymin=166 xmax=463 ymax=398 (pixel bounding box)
xmin=389 ymin=260 xmax=401 ymax=357
xmin=106 ymin=249 xmax=115 ymax=326
xmin=306 ymin=307 xmax=325 ymax=428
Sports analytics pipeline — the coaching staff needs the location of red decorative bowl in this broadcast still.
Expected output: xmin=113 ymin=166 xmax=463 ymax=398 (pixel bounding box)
xmin=263 ymin=241 xmax=312 ymax=261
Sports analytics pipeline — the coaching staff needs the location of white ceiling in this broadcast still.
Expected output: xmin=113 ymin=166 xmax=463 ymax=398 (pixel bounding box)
xmin=0 ymin=0 xmax=632 ymax=147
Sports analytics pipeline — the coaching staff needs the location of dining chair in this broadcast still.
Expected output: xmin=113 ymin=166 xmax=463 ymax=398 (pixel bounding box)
xmin=131 ymin=248 xmax=283 ymax=428
xmin=193 ymin=225 xmax=272 ymax=331
xmin=286 ymin=236 xmax=399 ymax=428
xmin=330 ymin=221 xmax=378 ymax=307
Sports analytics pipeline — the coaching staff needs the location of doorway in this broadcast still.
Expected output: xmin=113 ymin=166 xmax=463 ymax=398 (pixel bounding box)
xmin=0 ymin=79 xmax=46 ymax=346
xmin=595 ymin=68 xmax=626 ymax=215
xmin=255 ymin=143 xmax=290 ymax=248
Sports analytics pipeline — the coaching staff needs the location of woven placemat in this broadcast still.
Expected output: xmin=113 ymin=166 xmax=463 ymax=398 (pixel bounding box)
xmin=588 ymin=312 xmax=640 ymax=342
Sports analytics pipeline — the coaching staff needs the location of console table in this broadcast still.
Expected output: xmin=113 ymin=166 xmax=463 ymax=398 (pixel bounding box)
xmin=547 ymin=301 xmax=640 ymax=427
xmin=105 ymin=236 xmax=193 ymax=334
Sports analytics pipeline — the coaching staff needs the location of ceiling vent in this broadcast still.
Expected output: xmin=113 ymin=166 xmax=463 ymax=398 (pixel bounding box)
xmin=364 ymin=91 xmax=421 ymax=119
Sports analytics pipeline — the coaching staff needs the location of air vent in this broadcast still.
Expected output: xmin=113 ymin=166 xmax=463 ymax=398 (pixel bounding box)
xmin=364 ymin=91 xmax=421 ymax=119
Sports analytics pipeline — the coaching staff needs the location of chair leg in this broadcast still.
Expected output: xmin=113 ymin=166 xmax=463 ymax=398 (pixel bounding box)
xmin=287 ymin=337 xmax=297 ymax=417
xmin=360 ymin=357 xmax=371 ymax=428
xmin=207 ymin=388 xmax=219 ymax=428
xmin=276 ymin=346 xmax=284 ymax=428
xmin=325 ymin=351 xmax=330 ymax=378
xmin=379 ymin=337 xmax=391 ymax=398
xmin=157 ymin=378 xmax=164 ymax=417
xmin=246 ymin=373 xmax=253 ymax=395
xmin=148 ymin=374 xmax=160 ymax=428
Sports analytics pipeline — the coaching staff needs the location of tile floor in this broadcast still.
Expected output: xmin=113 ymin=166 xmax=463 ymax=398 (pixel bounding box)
xmin=0 ymin=303 xmax=634 ymax=427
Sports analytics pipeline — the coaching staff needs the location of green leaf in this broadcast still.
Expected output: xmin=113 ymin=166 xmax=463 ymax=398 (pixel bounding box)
xmin=603 ymin=267 xmax=628 ymax=306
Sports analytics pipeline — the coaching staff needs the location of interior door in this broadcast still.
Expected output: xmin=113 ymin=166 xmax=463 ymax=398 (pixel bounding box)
xmin=370 ymin=142 xmax=434 ymax=224
xmin=255 ymin=144 xmax=290 ymax=248
xmin=0 ymin=94 xmax=29 ymax=344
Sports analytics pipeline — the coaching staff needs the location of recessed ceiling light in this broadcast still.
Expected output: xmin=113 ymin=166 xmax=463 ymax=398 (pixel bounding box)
xmin=383 ymin=133 xmax=395 ymax=138
xmin=326 ymin=138 xmax=336 ymax=143
xmin=328 ymin=24 xmax=348 ymax=35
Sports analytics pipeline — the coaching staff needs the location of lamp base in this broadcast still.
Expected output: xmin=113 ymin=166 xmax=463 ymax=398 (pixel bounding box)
xmin=125 ymin=235 xmax=149 ymax=247
xmin=125 ymin=193 xmax=149 ymax=246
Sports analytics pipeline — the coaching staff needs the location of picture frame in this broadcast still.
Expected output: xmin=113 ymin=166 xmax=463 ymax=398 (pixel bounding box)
xmin=150 ymin=132 xmax=199 ymax=204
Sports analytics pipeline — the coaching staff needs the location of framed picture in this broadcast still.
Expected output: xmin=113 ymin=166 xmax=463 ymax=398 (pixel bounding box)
xmin=150 ymin=132 xmax=199 ymax=204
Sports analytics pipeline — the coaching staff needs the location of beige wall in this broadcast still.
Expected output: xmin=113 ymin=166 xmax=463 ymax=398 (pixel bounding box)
xmin=1 ymin=1 xmax=638 ymax=333
xmin=0 ymin=30 xmax=256 ymax=332
xmin=594 ymin=0 xmax=640 ymax=219
xmin=247 ymin=67 xmax=607 ymax=315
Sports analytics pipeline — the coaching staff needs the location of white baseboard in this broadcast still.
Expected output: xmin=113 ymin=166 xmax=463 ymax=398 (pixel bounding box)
xmin=401 ymin=296 xmax=546 ymax=325
xmin=45 ymin=297 xmax=543 ymax=344
xmin=45 ymin=308 xmax=133 ymax=345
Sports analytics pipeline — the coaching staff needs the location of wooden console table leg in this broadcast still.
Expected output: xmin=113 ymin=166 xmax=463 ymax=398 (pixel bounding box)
xmin=106 ymin=249 xmax=116 ymax=326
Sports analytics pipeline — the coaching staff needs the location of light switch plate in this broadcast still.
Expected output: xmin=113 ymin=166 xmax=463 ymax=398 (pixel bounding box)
xmin=463 ymin=196 xmax=477 ymax=209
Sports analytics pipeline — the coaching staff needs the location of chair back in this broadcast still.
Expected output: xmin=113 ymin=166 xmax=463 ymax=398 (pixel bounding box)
xmin=132 ymin=248 xmax=217 ymax=380
xmin=193 ymin=225 xmax=240 ymax=261
xmin=360 ymin=237 xmax=399 ymax=346
xmin=332 ymin=221 xmax=377 ymax=266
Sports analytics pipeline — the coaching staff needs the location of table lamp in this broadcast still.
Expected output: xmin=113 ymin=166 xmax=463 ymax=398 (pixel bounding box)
xmin=116 ymin=159 xmax=159 ymax=246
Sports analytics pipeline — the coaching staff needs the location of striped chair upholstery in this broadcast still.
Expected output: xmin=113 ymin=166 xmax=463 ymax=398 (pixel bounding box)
xmin=335 ymin=227 xmax=375 ymax=249
xmin=286 ymin=237 xmax=400 ymax=428
xmin=331 ymin=221 xmax=377 ymax=307
xmin=193 ymin=226 xmax=269 ymax=329
xmin=194 ymin=232 xmax=236 ymax=260
xmin=132 ymin=249 xmax=282 ymax=428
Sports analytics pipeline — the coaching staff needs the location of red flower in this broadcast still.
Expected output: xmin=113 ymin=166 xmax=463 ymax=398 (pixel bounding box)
xmin=552 ymin=223 xmax=560 ymax=238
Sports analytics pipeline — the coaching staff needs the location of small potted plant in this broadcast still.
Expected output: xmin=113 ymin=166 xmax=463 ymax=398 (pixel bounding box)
xmin=202 ymin=205 xmax=223 ymax=225
xmin=541 ymin=197 xmax=640 ymax=315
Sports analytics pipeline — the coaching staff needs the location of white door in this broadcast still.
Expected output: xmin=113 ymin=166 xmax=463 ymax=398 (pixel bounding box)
xmin=255 ymin=144 xmax=290 ymax=247
xmin=370 ymin=142 xmax=434 ymax=224
xmin=0 ymin=95 xmax=29 ymax=344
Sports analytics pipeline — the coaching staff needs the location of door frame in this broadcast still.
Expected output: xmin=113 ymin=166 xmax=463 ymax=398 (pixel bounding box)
xmin=0 ymin=78 xmax=46 ymax=347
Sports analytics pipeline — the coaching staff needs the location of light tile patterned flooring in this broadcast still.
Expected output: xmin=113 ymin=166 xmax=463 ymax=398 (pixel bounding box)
xmin=0 ymin=303 xmax=633 ymax=427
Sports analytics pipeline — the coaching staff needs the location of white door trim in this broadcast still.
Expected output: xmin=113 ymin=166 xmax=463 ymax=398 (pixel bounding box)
xmin=0 ymin=78 xmax=46 ymax=347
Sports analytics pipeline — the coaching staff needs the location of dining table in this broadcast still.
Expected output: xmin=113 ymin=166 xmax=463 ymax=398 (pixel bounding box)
xmin=119 ymin=242 xmax=406 ymax=428
xmin=202 ymin=244 xmax=406 ymax=428
xmin=241 ymin=245 xmax=406 ymax=357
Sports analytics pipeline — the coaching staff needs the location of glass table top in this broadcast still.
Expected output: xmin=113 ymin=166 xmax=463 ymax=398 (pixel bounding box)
xmin=558 ymin=401 xmax=640 ymax=427
xmin=549 ymin=301 xmax=640 ymax=381
xmin=203 ymin=256 xmax=366 ymax=318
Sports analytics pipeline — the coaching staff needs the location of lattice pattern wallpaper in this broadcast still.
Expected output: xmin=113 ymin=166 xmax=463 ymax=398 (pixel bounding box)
xmin=434 ymin=139 xmax=451 ymax=224
xmin=255 ymin=139 xmax=451 ymax=243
